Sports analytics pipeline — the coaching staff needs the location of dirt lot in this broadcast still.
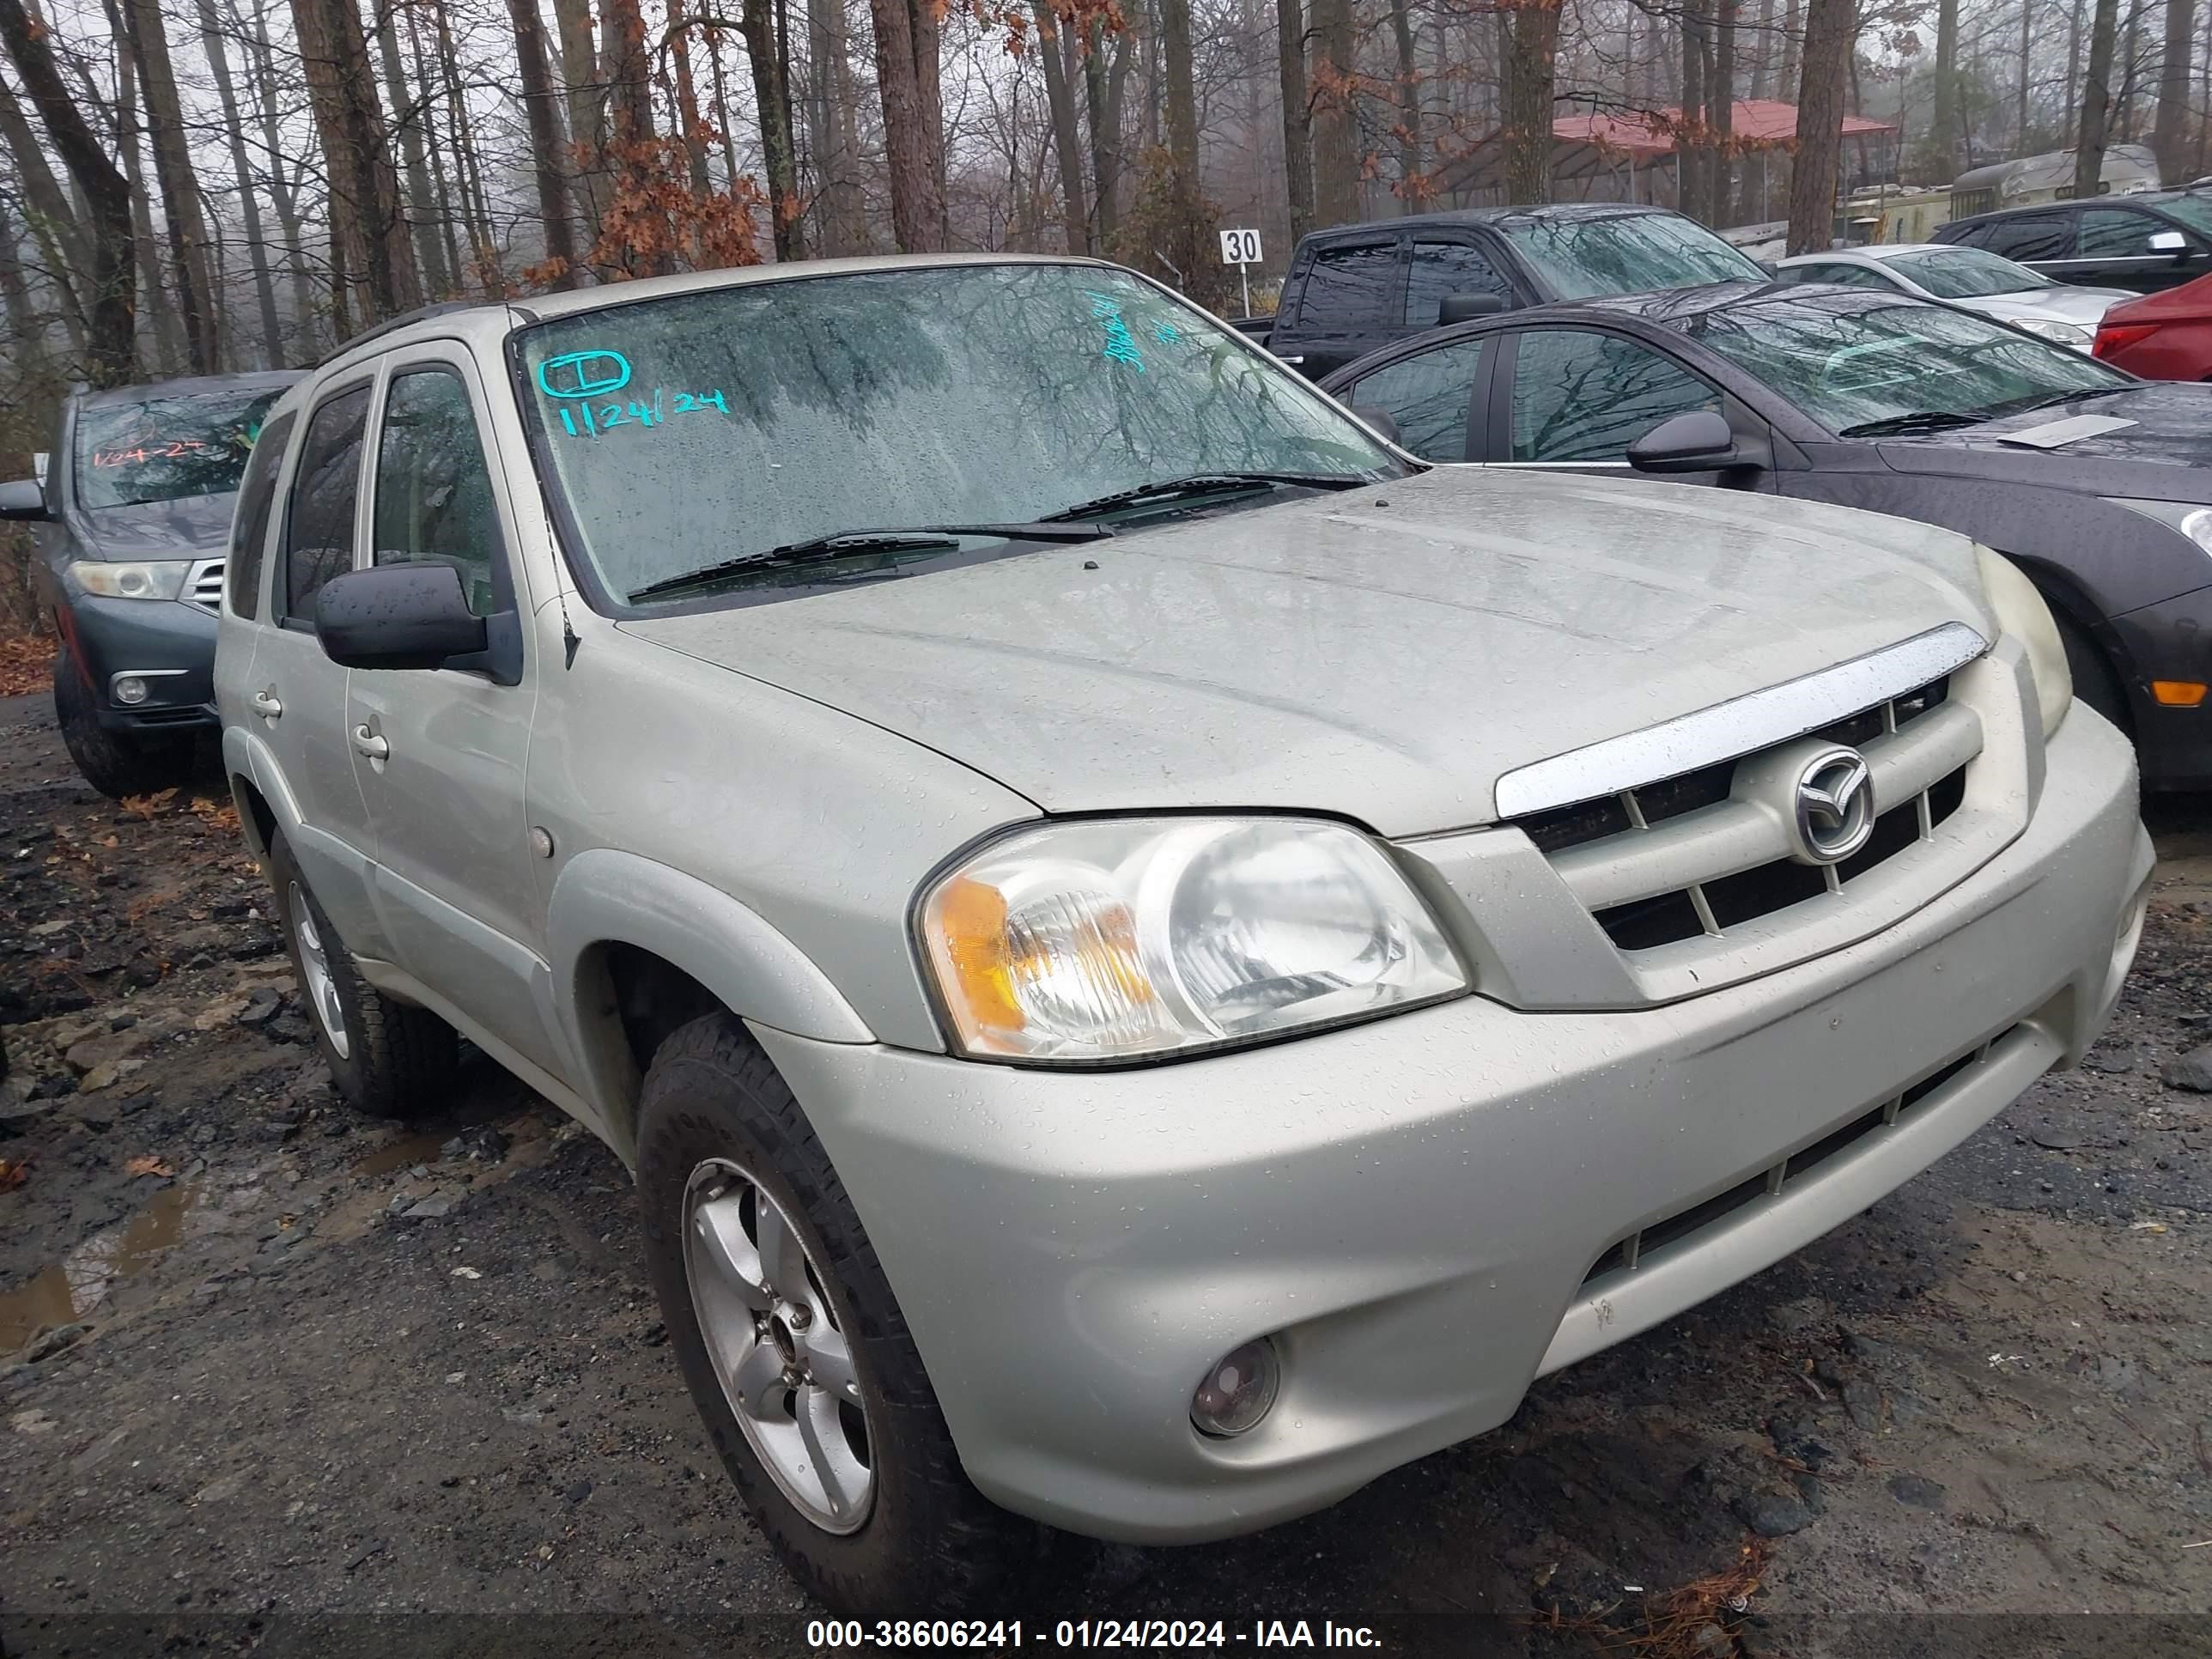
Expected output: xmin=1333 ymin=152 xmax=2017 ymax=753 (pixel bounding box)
xmin=1 ymin=690 xmax=2208 ymax=1659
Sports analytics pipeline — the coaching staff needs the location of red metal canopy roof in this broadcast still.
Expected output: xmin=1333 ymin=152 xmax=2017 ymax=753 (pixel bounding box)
xmin=1553 ymin=99 xmax=1899 ymax=160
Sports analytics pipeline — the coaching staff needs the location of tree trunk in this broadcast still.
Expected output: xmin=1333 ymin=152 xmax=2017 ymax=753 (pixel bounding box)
xmin=1711 ymin=0 xmax=1737 ymax=222
xmin=666 ymin=0 xmax=714 ymax=196
xmin=1779 ymin=0 xmax=1800 ymax=94
xmin=0 ymin=77 xmax=88 ymax=350
xmin=404 ymin=5 xmax=468 ymax=295
xmin=1083 ymin=18 xmax=1127 ymax=244
xmin=805 ymin=0 xmax=866 ymax=252
xmin=865 ymin=0 xmax=946 ymax=249
xmin=1309 ymin=0 xmax=1359 ymax=223
xmin=551 ymin=0 xmax=608 ymax=244
xmin=1034 ymin=5 xmax=1088 ymax=252
xmin=2076 ymin=0 xmax=2119 ymax=198
xmin=2016 ymin=0 xmax=2033 ymax=149
xmin=102 ymin=10 xmax=179 ymax=373
xmin=508 ymin=0 xmax=579 ymax=283
xmin=1389 ymin=0 xmax=1421 ymax=209
xmin=1931 ymin=0 xmax=1959 ymax=177
xmin=244 ymin=0 xmax=315 ymax=354
xmin=1749 ymin=0 xmax=1776 ymax=99
xmin=0 ymin=0 xmax=135 ymax=383
xmin=375 ymin=0 xmax=451 ymax=296
xmin=737 ymin=0 xmax=805 ymax=258
xmin=2155 ymin=0 xmax=2196 ymax=179
xmin=195 ymin=0 xmax=284 ymax=364
xmin=1161 ymin=0 xmax=1198 ymax=174
xmin=1502 ymin=0 xmax=1559 ymax=204
xmin=291 ymin=0 xmax=422 ymax=325
xmin=1679 ymin=9 xmax=1706 ymax=220
xmin=431 ymin=0 xmax=499 ymax=291
xmin=124 ymin=0 xmax=220 ymax=370
xmin=1786 ymin=0 xmax=1850 ymax=255
xmin=1276 ymin=0 xmax=1313 ymax=240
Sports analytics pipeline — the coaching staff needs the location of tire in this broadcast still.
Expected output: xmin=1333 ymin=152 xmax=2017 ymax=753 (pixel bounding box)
xmin=635 ymin=1012 xmax=1033 ymax=1616
xmin=52 ymin=642 xmax=194 ymax=801
xmin=268 ymin=830 xmax=459 ymax=1118
xmin=2054 ymin=610 xmax=2130 ymax=734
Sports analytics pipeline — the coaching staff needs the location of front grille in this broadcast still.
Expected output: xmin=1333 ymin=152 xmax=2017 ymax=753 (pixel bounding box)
xmin=1578 ymin=1027 xmax=2016 ymax=1287
xmin=1515 ymin=676 xmax=1973 ymax=954
xmin=187 ymin=559 xmax=224 ymax=614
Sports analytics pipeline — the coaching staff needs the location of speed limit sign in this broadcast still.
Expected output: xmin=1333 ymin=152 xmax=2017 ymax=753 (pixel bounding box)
xmin=1219 ymin=228 xmax=1263 ymax=265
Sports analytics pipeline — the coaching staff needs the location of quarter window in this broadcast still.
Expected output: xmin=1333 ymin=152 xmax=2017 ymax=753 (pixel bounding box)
xmin=224 ymin=410 xmax=295 ymax=619
xmin=1510 ymin=330 xmax=1720 ymax=463
xmin=371 ymin=368 xmax=508 ymax=617
xmin=1403 ymin=240 xmax=1512 ymax=326
xmin=280 ymin=385 xmax=370 ymax=623
xmin=1344 ymin=340 xmax=1485 ymax=462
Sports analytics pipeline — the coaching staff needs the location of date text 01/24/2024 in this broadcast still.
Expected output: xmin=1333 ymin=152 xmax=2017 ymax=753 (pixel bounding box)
xmin=804 ymin=1620 xmax=1384 ymax=1650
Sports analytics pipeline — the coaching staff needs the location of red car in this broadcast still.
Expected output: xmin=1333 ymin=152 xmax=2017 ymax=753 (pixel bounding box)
xmin=2094 ymin=271 xmax=2212 ymax=379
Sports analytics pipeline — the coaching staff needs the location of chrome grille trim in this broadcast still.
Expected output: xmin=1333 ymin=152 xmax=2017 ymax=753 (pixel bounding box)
xmin=186 ymin=557 xmax=225 ymax=615
xmin=1492 ymin=622 xmax=1989 ymax=819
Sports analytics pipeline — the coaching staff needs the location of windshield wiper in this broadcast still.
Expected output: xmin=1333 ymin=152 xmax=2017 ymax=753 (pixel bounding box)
xmin=1995 ymin=385 xmax=2136 ymax=418
xmin=1041 ymin=471 xmax=1370 ymax=522
xmin=627 ymin=523 xmax=1112 ymax=603
xmin=1838 ymin=410 xmax=1988 ymax=438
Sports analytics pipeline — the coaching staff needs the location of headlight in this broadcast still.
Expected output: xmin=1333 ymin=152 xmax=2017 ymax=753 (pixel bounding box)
xmin=1976 ymin=544 xmax=2072 ymax=738
xmin=68 ymin=559 xmax=191 ymax=601
xmin=918 ymin=817 xmax=1468 ymax=1064
xmin=2019 ymin=318 xmax=2092 ymax=349
xmin=2109 ymin=495 xmax=2212 ymax=559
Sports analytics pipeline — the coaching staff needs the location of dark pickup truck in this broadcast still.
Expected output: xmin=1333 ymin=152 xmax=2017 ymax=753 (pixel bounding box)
xmin=1247 ymin=202 xmax=1769 ymax=379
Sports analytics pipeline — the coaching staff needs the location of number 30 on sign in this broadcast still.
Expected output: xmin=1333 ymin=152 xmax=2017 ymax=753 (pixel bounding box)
xmin=1219 ymin=228 xmax=1263 ymax=265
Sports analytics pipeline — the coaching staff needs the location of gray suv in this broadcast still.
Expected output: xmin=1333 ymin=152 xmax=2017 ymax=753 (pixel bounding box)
xmin=216 ymin=255 xmax=2151 ymax=1614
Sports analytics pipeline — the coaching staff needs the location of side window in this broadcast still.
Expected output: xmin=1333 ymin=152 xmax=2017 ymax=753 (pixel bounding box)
xmin=2077 ymin=208 xmax=2165 ymax=256
xmin=1343 ymin=339 xmax=1486 ymax=462
xmin=280 ymin=385 xmax=371 ymax=623
xmin=224 ymin=410 xmax=295 ymax=619
xmin=371 ymin=368 xmax=507 ymax=617
xmin=1294 ymin=241 xmax=1401 ymax=330
xmin=1975 ymin=212 xmax=2073 ymax=262
xmin=1404 ymin=240 xmax=1512 ymax=326
xmin=1510 ymin=330 xmax=1720 ymax=464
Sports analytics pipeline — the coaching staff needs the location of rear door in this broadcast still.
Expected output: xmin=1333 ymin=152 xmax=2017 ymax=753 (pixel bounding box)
xmin=342 ymin=346 xmax=556 ymax=1075
xmin=1327 ymin=335 xmax=1492 ymax=463
xmin=1267 ymin=235 xmax=1404 ymax=377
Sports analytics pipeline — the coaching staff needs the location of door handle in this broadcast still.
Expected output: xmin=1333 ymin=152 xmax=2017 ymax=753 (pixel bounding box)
xmin=352 ymin=724 xmax=389 ymax=761
xmin=252 ymin=689 xmax=283 ymax=720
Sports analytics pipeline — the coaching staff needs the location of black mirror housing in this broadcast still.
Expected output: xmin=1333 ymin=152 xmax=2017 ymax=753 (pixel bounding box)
xmin=1350 ymin=404 xmax=1403 ymax=446
xmin=1437 ymin=292 xmax=1508 ymax=325
xmin=0 ymin=477 xmax=50 ymax=520
xmin=1627 ymin=410 xmax=1759 ymax=474
xmin=314 ymin=563 xmax=488 ymax=672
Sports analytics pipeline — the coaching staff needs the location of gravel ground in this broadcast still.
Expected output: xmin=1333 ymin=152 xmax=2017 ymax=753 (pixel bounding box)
xmin=0 ymin=691 xmax=2207 ymax=1659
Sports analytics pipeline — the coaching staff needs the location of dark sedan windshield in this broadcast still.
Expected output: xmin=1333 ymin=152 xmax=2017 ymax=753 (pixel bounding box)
xmin=1886 ymin=246 xmax=2051 ymax=298
xmin=1495 ymin=213 xmax=1767 ymax=300
xmin=515 ymin=264 xmax=1394 ymax=605
xmin=75 ymin=387 xmax=285 ymax=509
xmin=1662 ymin=289 xmax=2130 ymax=432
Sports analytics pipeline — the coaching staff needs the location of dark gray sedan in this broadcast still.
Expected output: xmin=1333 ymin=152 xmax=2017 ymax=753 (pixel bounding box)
xmin=2 ymin=370 xmax=298 ymax=797
xmin=1322 ymin=282 xmax=2212 ymax=790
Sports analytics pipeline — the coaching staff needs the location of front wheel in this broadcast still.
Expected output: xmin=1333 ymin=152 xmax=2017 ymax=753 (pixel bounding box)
xmin=635 ymin=1012 xmax=1030 ymax=1615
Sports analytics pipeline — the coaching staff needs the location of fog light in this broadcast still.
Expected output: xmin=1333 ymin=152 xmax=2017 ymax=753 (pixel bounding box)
xmin=1190 ymin=1338 xmax=1279 ymax=1437
xmin=112 ymin=675 xmax=149 ymax=705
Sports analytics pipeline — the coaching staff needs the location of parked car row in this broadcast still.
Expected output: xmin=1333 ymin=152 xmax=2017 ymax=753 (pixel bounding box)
xmin=0 ymin=234 xmax=2171 ymax=1618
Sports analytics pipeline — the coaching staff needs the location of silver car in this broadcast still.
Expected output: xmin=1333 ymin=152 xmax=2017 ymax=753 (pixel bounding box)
xmin=215 ymin=254 xmax=2151 ymax=1614
xmin=1777 ymin=241 xmax=2130 ymax=349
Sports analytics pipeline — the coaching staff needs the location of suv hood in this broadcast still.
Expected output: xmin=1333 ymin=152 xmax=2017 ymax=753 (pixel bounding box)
xmin=72 ymin=494 xmax=236 ymax=560
xmin=622 ymin=468 xmax=1991 ymax=836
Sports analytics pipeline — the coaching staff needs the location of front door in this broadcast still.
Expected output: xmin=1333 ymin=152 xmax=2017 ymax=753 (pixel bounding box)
xmin=342 ymin=349 xmax=556 ymax=1079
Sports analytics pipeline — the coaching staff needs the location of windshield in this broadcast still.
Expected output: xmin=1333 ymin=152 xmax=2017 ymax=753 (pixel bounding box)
xmin=1886 ymin=246 xmax=2051 ymax=298
xmin=74 ymin=387 xmax=286 ymax=510
xmin=1495 ymin=213 xmax=1768 ymax=300
xmin=514 ymin=263 xmax=1394 ymax=606
xmin=1661 ymin=289 xmax=2129 ymax=431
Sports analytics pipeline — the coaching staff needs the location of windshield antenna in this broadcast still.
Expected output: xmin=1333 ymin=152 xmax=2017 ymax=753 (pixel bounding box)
xmin=558 ymin=582 xmax=580 ymax=668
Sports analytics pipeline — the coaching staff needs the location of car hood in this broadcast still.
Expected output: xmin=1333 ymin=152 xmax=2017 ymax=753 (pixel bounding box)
xmin=1957 ymin=286 xmax=2130 ymax=328
xmin=1877 ymin=380 xmax=2212 ymax=495
xmin=620 ymin=468 xmax=1991 ymax=836
xmin=70 ymin=494 xmax=237 ymax=560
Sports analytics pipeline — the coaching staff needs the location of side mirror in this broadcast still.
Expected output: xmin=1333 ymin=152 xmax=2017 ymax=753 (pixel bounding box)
xmin=314 ymin=562 xmax=486 ymax=672
xmin=1627 ymin=410 xmax=1757 ymax=474
xmin=1437 ymin=291 xmax=1507 ymax=325
xmin=0 ymin=477 xmax=49 ymax=520
xmin=1350 ymin=404 xmax=1402 ymax=445
xmin=2149 ymin=228 xmax=2189 ymax=255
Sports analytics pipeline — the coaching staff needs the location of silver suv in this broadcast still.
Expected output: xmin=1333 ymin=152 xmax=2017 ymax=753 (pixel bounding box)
xmin=216 ymin=255 xmax=2153 ymax=1613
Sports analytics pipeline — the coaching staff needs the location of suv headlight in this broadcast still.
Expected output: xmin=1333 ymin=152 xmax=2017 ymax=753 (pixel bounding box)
xmin=919 ymin=817 xmax=1468 ymax=1064
xmin=1976 ymin=544 xmax=2072 ymax=737
xmin=2018 ymin=318 xmax=2091 ymax=349
xmin=68 ymin=559 xmax=191 ymax=601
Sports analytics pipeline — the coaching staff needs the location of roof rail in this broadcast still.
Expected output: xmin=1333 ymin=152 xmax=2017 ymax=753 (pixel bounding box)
xmin=317 ymin=300 xmax=493 ymax=367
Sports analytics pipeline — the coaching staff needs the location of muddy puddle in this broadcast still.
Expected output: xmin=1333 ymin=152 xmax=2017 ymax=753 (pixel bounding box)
xmin=2 ymin=1182 xmax=199 ymax=1351
xmin=348 ymin=1129 xmax=453 ymax=1179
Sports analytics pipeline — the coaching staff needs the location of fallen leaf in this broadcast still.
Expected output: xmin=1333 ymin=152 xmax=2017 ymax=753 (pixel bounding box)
xmin=0 ymin=1157 xmax=30 ymax=1193
xmin=125 ymin=1155 xmax=176 ymax=1178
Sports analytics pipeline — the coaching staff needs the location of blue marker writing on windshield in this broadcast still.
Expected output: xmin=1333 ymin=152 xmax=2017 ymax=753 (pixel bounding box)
xmin=538 ymin=349 xmax=632 ymax=399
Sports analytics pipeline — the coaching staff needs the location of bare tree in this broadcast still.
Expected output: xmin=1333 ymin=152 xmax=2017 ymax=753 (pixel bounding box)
xmin=1275 ymin=0 xmax=1312 ymax=240
xmin=374 ymin=0 xmax=453 ymax=297
xmin=508 ymin=0 xmax=579 ymax=283
xmin=1787 ymin=0 xmax=1851 ymax=254
xmin=1501 ymin=0 xmax=1559 ymax=205
xmin=1308 ymin=0 xmax=1357 ymax=223
xmin=196 ymin=0 xmax=285 ymax=364
xmin=866 ymin=0 xmax=946 ymax=249
xmin=290 ymin=0 xmax=422 ymax=324
xmin=2154 ymin=0 xmax=2195 ymax=179
xmin=2075 ymin=0 xmax=2119 ymax=198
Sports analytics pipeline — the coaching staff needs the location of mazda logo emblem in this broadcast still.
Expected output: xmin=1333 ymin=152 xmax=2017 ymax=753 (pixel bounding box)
xmin=1793 ymin=748 xmax=1876 ymax=865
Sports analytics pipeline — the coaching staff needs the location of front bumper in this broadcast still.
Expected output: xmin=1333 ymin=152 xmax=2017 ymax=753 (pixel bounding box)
xmin=754 ymin=709 xmax=2150 ymax=1545
xmin=53 ymin=593 xmax=220 ymax=734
